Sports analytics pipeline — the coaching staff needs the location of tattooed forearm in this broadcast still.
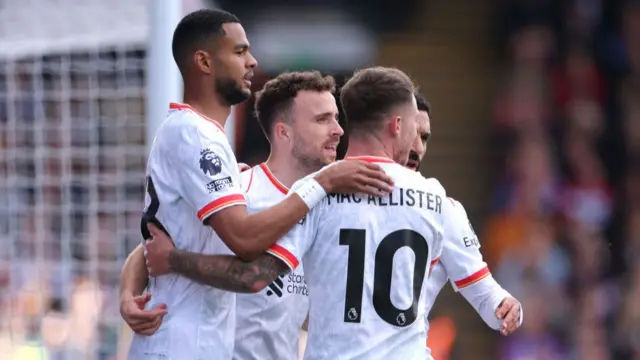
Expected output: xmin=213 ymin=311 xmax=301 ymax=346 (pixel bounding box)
xmin=167 ymin=250 xmax=289 ymax=293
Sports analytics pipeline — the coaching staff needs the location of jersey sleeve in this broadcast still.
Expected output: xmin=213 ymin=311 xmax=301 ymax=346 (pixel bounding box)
xmin=423 ymin=177 xmax=447 ymax=271
xmin=170 ymin=122 xmax=245 ymax=222
xmin=265 ymin=178 xmax=320 ymax=271
xmin=440 ymin=199 xmax=491 ymax=291
xmin=441 ymin=199 xmax=519 ymax=330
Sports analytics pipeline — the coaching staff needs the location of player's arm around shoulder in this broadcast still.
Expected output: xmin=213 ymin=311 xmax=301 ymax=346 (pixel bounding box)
xmin=144 ymin=177 xmax=319 ymax=293
xmin=440 ymin=198 xmax=523 ymax=335
xmin=264 ymin=176 xmax=322 ymax=272
xmin=142 ymin=177 xmax=319 ymax=293
xmin=207 ymin=160 xmax=393 ymax=261
xmin=146 ymin=223 xmax=290 ymax=293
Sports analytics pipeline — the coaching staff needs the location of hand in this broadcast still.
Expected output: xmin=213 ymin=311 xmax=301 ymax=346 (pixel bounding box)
xmin=145 ymin=223 xmax=176 ymax=276
xmin=314 ymin=160 xmax=394 ymax=196
xmin=495 ymin=296 xmax=522 ymax=336
xmin=120 ymin=292 xmax=168 ymax=336
xmin=238 ymin=163 xmax=251 ymax=172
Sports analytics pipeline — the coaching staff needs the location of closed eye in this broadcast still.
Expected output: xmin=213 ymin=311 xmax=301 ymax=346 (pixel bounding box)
xmin=235 ymin=44 xmax=250 ymax=55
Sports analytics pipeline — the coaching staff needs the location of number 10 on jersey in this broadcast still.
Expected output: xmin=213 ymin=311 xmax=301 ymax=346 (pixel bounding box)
xmin=340 ymin=229 xmax=429 ymax=328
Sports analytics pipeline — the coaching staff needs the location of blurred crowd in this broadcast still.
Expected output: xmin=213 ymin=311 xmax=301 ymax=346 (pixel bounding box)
xmin=485 ymin=1 xmax=640 ymax=359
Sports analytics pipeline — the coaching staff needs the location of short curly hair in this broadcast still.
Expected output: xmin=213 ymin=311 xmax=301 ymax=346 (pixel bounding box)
xmin=254 ymin=71 xmax=336 ymax=139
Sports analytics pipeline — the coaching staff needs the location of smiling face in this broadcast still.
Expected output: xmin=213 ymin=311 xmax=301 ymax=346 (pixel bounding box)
xmin=254 ymin=71 xmax=339 ymax=172
xmin=288 ymin=90 xmax=343 ymax=169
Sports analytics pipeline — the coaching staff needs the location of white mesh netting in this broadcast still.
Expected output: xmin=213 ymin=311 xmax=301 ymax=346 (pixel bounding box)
xmin=0 ymin=0 xmax=150 ymax=358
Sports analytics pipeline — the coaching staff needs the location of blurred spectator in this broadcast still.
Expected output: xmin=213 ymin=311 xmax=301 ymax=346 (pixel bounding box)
xmin=499 ymin=285 xmax=568 ymax=360
xmin=484 ymin=135 xmax=561 ymax=263
xmin=426 ymin=316 xmax=457 ymax=360
xmin=496 ymin=217 xmax=571 ymax=295
xmin=40 ymin=298 xmax=68 ymax=360
xmin=616 ymin=265 xmax=640 ymax=357
xmin=559 ymin=128 xmax=613 ymax=230
xmin=552 ymin=46 xmax=605 ymax=113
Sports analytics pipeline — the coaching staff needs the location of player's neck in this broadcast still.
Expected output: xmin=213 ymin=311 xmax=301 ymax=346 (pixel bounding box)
xmin=183 ymin=89 xmax=231 ymax=126
xmin=345 ymin=137 xmax=394 ymax=161
xmin=264 ymin=156 xmax=309 ymax=189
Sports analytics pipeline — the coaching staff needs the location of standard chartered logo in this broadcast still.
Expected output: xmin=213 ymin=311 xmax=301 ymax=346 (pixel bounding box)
xmin=266 ymin=273 xmax=308 ymax=298
xmin=286 ymin=273 xmax=308 ymax=296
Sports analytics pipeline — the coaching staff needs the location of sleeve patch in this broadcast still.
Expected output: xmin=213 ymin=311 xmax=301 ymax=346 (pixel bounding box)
xmin=206 ymin=177 xmax=234 ymax=193
xmin=199 ymin=148 xmax=223 ymax=176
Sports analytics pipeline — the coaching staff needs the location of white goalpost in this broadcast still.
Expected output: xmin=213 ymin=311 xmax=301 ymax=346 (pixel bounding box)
xmin=146 ymin=0 xmax=183 ymax=154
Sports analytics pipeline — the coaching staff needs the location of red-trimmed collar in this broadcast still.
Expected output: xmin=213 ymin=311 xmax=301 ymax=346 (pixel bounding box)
xmin=344 ymin=156 xmax=395 ymax=164
xmin=259 ymin=163 xmax=289 ymax=195
xmin=169 ymin=102 xmax=225 ymax=133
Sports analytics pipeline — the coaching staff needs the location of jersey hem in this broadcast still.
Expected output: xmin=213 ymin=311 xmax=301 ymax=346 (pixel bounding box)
xmin=197 ymin=193 xmax=246 ymax=221
xmin=266 ymin=244 xmax=299 ymax=270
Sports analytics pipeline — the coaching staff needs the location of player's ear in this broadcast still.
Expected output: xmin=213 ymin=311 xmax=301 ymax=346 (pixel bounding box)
xmin=194 ymin=50 xmax=213 ymax=75
xmin=274 ymin=122 xmax=292 ymax=144
xmin=388 ymin=116 xmax=401 ymax=138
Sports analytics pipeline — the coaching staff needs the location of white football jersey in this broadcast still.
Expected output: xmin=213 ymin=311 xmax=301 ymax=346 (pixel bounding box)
xmin=423 ymin=198 xmax=490 ymax=358
xmin=233 ymin=163 xmax=309 ymax=360
xmin=267 ymin=156 xmax=450 ymax=360
xmin=128 ymin=103 xmax=246 ymax=360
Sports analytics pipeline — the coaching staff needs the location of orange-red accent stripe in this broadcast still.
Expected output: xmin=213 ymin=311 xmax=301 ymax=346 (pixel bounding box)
xmin=430 ymin=257 xmax=440 ymax=268
xmin=454 ymin=266 xmax=490 ymax=289
xmin=448 ymin=197 xmax=456 ymax=206
xmin=197 ymin=193 xmax=246 ymax=220
xmin=259 ymin=163 xmax=289 ymax=195
xmin=344 ymin=156 xmax=395 ymax=164
xmin=267 ymin=244 xmax=299 ymax=269
xmin=169 ymin=102 xmax=225 ymax=133
xmin=245 ymin=167 xmax=256 ymax=192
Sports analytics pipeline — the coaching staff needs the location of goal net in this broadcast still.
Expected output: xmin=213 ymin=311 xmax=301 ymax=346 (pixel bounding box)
xmin=0 ymin=0 xmax=151 ymax=358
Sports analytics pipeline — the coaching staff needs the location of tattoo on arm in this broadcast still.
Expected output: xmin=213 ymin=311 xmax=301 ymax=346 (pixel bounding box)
xmin=167 ymin=250 xmax=289 ymax=293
